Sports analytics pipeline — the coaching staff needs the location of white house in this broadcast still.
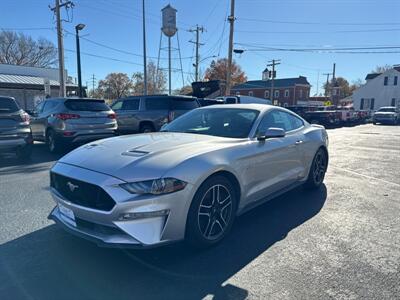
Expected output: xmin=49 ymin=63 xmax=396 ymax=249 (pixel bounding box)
xmin=353 ymin=66 xmax=400 ymax=111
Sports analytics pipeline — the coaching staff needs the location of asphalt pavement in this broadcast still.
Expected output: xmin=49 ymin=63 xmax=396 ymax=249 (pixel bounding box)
xmin=0 ymin=124 xmax=399 ymax=300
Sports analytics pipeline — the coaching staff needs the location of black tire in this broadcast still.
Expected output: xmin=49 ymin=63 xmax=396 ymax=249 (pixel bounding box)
xmin=186 ymin=175 xmax=238 ymax=248
xmin=139 ymin=123 xmax=154 ymax=133
xmin=16 ymin=144 xmax=32 ymax=160
xmin=304 ymin=148 xmax=328 ymax=190
xmin=47 ymin=130 xmax=62 ymax=153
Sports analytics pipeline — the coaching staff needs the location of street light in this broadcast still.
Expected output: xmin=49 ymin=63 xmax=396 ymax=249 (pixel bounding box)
xmin=75 ymin=23 xmax=85 ymax=97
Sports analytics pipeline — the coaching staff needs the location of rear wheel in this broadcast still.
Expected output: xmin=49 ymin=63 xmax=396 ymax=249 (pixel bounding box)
xmin=47 ymin=130 xmax=62 ymax=153
xmin=305 ymin=148 xmax=328 ymax=189
xmin=186 ymin=175 xmax=238 ymax=248
xmin=139 ymin=123 xmax=154 ymax=133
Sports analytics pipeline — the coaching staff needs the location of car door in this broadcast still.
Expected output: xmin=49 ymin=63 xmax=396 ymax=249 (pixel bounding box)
xmin=243 ymin=110 xmax=305 ymax=204
xmin=112 ymin=98 xmax=141 ymax=132
xmin=30 ymin=101 xmax=46 ymax=140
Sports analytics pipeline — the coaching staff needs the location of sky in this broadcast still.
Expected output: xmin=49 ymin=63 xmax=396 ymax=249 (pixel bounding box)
xmin=1 ymin=0 xmax=399 ymax=95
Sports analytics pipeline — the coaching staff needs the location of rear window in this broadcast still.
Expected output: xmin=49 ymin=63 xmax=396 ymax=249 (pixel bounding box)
xmin=171 ymin=97 xmax=199 ymax=110
xmin=145 ymin=97 xmax=170 ymax=110
xmin=378 ymin=107 xmax=396 ymax=112
xmin=65 ymin=99 xmax=109 ymax=111
xmin=225 ymin=97 xmax=237 ymax=104
xmin=0 ymin=97 xmax=20 ymax=113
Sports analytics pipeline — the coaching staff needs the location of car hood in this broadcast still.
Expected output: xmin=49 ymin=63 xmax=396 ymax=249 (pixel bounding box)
xmin=58 ymin=132 xmax=242 ymax=182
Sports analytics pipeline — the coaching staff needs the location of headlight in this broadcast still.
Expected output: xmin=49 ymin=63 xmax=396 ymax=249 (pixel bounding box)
xmin=120 ymin=178 xmax=187 ymax=195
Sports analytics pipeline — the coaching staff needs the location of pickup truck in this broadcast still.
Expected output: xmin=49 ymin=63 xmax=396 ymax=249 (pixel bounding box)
xmin=303 ymin=110 xmax=341 ymax=128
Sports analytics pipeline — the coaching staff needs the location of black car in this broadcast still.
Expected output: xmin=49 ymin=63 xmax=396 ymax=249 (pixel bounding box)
xmin=197 ymin=98 xmax=225 ymax=107
xmin=111 ymin=95 xmax=200 ymax=133
xmin=0 ymin=96 xmax=33 ymax=159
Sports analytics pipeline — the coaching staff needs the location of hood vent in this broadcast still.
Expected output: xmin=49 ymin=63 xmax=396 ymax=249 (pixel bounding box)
xmin=121 ymin=150 xmax=149 ymax=157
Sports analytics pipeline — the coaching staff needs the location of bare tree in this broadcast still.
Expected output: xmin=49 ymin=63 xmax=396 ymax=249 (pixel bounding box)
xmin=132 ymin=61 xmax=167 ymax=95
xmin=0 ymin=31 xmax=57 ymax=67
xmin=371 ymin=64 xmax=392 ymax=73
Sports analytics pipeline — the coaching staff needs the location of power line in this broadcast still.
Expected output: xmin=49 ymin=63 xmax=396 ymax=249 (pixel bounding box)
xmin=238 ymin=17 xmax=400 ymax=26
xmin=235 ymin=28 xmax=400 ymax=34
xmin=0 ymin=27 xmax=54 ymax=31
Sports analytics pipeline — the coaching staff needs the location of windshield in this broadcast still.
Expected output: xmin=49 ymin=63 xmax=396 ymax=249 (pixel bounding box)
xmin=0 ymin=97 xmax=20 ymax=113
xmin=377 ymin=108 xmax=396 ymax=112
xmin=162 ymin=108 xmax=259 ymax=138
xmin=65 ymin=99 xmax=109 ymax=111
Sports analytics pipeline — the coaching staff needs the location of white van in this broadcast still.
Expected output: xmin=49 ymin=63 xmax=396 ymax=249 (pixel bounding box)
xmin=216 ymin=95 xmax=272 ymax=105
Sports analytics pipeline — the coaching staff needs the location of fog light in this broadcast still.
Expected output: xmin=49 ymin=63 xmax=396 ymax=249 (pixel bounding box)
xmin=118 ymin=209 xmax=169 ymax=221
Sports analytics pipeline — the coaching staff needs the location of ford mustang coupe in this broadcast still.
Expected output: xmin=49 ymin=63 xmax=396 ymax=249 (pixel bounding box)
xmin=49 ymin=104 xmax=329 ymax=248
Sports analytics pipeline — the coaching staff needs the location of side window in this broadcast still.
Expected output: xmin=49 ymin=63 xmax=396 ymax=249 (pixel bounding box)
xmin=122 ymin=99 xmax=140 ymax=110
xmin=35 ymin=101 xmax=45 ymax=113
xmin=111 ymin=101 xmax=123 ymax=110
xmin=171 ymin=98 xmax=198 ymax=110
xmin=288 ymin=114 xmax=304 ymax=130
xmin=145 ymin=97 xmax=170 ymax=110
xmin=257 ymin=110 xmax=292 ymax=134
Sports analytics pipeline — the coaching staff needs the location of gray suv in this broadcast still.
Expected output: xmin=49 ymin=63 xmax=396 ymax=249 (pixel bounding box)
xmin=111 ymin=95 xmax=199 ymax=133
xmin=0 ymin=96 xmax=33 ymax=159
xmin=30 ymin=98 xmax=117 ymax=153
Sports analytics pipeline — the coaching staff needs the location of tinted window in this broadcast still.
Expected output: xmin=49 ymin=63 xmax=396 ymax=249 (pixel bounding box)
xmin=257 ymin=110 xmax=303 ymax=134
xmin=111 ymin=101 xmax=123 ymax=110
xmin=171 ymin=98 xmax=198 ymax=110
xmin=378 ymin=107 xmax=396 ymax=112
xmin=122 ymin=99 xmax=140 ymax=110
xmin=225 ymin=97 xmax=237 ymax=104
xmin=0 ymin=97 xmax=20 ymax=113
xmin=145 ymin=97 xmax=170 ymax=110
xmin=65 ymin=99 xmax=109 ymax=111
xmin=163 ymin=108 xmax=259 ymax=138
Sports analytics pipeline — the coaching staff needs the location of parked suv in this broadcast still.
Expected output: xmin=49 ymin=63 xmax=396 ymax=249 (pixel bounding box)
xmin=30 ymin=98 xmax=117 ymax=153
xmin=373 ymin=106 xmax=399 ymax=125
xmin=111 ymin=95 xmax=199 ymax=133
xmin=0 ymin=96 xmax=33 ymax=159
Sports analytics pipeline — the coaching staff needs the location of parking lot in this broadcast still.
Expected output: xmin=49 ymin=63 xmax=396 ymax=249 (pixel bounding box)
xmin=0 ymin=124 xmax=399 ymax=300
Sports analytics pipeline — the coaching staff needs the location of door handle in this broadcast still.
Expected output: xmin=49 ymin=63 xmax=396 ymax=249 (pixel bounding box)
xmin=295 ymin=140 xmax=303 ymax=145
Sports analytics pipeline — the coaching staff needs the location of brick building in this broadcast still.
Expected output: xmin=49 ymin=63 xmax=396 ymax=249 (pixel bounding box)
xmin=231 ymin=69 xmax=311 ymax=106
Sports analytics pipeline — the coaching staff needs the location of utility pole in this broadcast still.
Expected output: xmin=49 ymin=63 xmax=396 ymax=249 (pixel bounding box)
xmin=75 ymin=23 xmax=85 ymax=97
xmin=225 ymin=0 xmax=235 ymax=96
xmin=323 ymin=73 xmax=331 ymax=97
xmin=90 ymin=74 xmax=96 ymax=93
xmin=168 ymin=36 xmax=171 ymax=95
xmin=267 ymin=59 xmax=281 ymax=105
xmin=189 ymin=25 xmax=205 ymax=82
xmin=50 ymin=0 xmax=74 ymax=97
xmin=142 ymin=0 xmax=148 ymax=95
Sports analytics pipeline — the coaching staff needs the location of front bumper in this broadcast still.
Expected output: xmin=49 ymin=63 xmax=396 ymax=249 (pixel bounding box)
xmin=48 ymin=163 xmax=195 ymax=248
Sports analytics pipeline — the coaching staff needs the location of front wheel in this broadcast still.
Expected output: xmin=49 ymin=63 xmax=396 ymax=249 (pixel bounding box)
xmin=305 ymin=148 xmax=328 ymax=189
xmin=186 ymin=175 xmax=238 ymax=248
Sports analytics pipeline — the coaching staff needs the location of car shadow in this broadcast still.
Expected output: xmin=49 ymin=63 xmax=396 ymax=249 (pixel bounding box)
xmin=0 ymin=143 xmax=63 ymax=171
xmin=0 ymin=185 xmax=327 ymax=300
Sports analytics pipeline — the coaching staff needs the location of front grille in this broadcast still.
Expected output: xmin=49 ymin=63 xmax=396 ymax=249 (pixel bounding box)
xmin=50 ymin=172 xmax=116 ymax=211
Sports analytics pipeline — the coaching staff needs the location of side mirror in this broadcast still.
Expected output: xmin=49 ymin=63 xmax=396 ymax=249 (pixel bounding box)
xmin=257 ymin=127 xmax=285 ymax=141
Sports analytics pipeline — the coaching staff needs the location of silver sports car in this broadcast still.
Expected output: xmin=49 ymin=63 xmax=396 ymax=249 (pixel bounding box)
xmin=48 ymin=104 xmax=329 ymax=248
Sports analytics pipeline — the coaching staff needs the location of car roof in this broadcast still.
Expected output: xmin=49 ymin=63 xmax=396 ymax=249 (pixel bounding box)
xmin=198 ymin=103 xmax=276 ymax=112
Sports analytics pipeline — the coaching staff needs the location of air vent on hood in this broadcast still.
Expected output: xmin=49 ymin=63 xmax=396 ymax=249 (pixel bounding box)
xmin=122 ymin=150 xmax=149 ymax=157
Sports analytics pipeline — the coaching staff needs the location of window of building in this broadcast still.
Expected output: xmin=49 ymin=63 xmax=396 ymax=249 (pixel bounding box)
xmin=299 ymin=89 xmax=303 ymax=98
xmin=394 ymin=76 xmax=398 ymax=86
xmin=248 ymin=91 xmax=253 ymax=96
xmin=236 ymin=91 xmax=240 ymax=96
xmin=360 ymin=98 xmax=364 ymax=110
xmin=274 ymin=90 xmax=279 ymax=98
xmin=384 ymin=76 xmax=388 ymax=86
xmin=283 ymin=102 xmax=289 ymax=107
xmin=284 ymin=90 xmax=289 ymax=98
xmin=392 ymin=98 xmax=396 ymax=106
xmin=264 ymin=90 xmax=269 ymax=98
xmin=273 ymin=100 xmax=279 ymax=106
xmin=370 ymin=98 xmax=375 ymax=110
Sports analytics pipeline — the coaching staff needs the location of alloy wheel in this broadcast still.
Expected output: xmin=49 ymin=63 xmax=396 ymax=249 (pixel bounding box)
xmin=197 ymin=184 xmax=233 ymax=240
xmin=313 ymin=151 xmax=327 ymax=184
